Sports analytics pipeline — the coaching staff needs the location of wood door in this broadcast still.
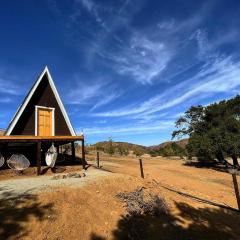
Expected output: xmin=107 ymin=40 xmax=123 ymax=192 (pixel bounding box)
xmin=38 ymin=108 xmax=53 ymax=136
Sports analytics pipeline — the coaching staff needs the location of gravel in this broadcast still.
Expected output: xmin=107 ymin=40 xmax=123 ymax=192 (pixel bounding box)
xmin=0 ymin=168 xmax=110 ymax=199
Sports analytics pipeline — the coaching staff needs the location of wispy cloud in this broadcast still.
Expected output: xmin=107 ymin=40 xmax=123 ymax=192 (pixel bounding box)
xmin=66 ymin=77 xmax=121 ymax=110
xmin=67 ymin=81 xmax=104 ymax=105
xmin=157 ymin=19 xmax=175 ymax=30
xmin=0 ymin=97 xmax=13 ymax=103
xmin=75 ymin=0 xmax=110 ymax=31
xmin=93 ymin=53 xmax=240 ymax=118
xmin=86 ymin=3 xmax=213 ymax=85
xmin=80 ymin=120 xmax=173 ymax=135
xmin=95 ymin=30 xmax=176 ymax=85
xmin=0 ymin=78 xmax=21 ymax=95
xmin=90 ymin=92 xmax=121 ymax=111
xmin=113 ymin=35 xmax=174 ymax=84
xmin=44 ymin=0 xmax=240 ymax=145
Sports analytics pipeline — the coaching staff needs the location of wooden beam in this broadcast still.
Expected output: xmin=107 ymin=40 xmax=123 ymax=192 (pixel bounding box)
xmin=36 ymin=141 xmax=42 ymax=175
xmin=82 ymin=139 xmax=86 ymax=170
xmin=71 ymin=141 xmax=75 ymax=164
xmin=0 ymin=135 xmax=84 ymax=143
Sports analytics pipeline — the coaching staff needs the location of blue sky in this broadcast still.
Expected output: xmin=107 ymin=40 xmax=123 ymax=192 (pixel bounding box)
xmin=0 ymin=0 xmax=240 ymax=146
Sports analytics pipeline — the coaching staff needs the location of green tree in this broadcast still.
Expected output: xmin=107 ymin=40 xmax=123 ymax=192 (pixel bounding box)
xmin=118 ymin=145 xmax=129 ymax=156
xmin=107 ymin=137 xmax=115 ymax=155
xmin=173 ymin=95 xmax=240 ymax=167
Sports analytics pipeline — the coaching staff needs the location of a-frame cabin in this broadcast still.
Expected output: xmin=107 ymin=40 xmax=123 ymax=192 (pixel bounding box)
xmin=0 ymin=67 xmax=85 ymax=175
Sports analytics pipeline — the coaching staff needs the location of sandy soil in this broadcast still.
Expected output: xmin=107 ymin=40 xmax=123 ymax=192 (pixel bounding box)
xmin=1 ymin=155 xmax=240 ymax=240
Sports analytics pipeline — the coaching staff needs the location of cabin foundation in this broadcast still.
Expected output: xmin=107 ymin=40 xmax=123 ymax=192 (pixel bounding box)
xmin=0 ymin=135 xmax=85 ymax=175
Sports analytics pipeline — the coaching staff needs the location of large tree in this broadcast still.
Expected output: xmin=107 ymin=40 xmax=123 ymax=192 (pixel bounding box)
xmin=172 ymin=95 xmax=240 ymax=167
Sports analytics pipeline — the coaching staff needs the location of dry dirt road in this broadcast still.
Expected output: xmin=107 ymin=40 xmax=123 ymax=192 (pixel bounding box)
xmin=1 ymin=155 xmax=240 ymax=240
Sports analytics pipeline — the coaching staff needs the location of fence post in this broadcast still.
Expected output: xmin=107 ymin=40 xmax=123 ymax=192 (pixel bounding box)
xmin=232 ymin=173 xmax=240 ymax=210
xmin=139 ymin=158 xmax=144 ymax=178
xmin=97 ymin=151 xmax=100 ymax=168
xmin=82 ymin=139 xmax=86 ymax=170
xmin=36 ymin=141 xmax=42 ymax=176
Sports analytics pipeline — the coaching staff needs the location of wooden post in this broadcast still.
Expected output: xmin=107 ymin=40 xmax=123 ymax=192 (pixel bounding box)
xmin=2 ymin=143 xmax=8 ymax=160
xmin=97 ymin=151 xmax=100 ymax=168
xmin=232 ymin=173 xmax=240 ymax=210
xmin=139 ymin=158 xmax=144 ymax=178
xmin=36 ymin=141 xmax=42 ymax=176
xmin=71 ymin=141 xmax=75 ymax=164
xmin=82 ymin=139 xmax=86 ymax=170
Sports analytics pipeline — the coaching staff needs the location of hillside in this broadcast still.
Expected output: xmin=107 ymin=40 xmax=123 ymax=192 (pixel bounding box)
xmin=91 ymin=139 xmax=188 ymax=156
xmin=149 ymin=138 xmax=189 ymax=151
xmin=92 ymin=141 xmax=148 ymax=155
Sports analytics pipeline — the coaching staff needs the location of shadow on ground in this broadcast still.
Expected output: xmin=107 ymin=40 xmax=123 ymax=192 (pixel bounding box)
xmin=183 ymin=159 xmax=239 ymax=175
xmin=91 ymin=201 xmax=240 ymax=240
xmin=0 ymin=187 xmax=54 ymax=239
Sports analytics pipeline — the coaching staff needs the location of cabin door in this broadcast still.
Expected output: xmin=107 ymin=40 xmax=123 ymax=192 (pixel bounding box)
xmin=36 ymin=107 xmax=54 ymax=136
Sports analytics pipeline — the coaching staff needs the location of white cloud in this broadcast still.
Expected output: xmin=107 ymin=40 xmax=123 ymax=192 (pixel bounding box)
xmin=80 ymin=0 xmax=94 ymax=12
xmin=80 ymin=120 xmax=174 ymax=135
xmin=0 ymin=78 xmax=20 ymax=95
xmin=0 ymin=97 xmax=12 ymax=103
xmin=75 ymin=0 xmax=110 ymax=31
xmin=90 ymin=92 xmax=121 ymax=111
xmin=93 ymin=55 xmax=240 ymax=117
xmin=157 ymin=19 xmax=175 ymax=30
xmin=66 ymin=77 xmax=121 ymax=110
xmin=67 ymin=81 xmax=103 ymax=105
xmin=103 ymin=34 xmax=174 ymax=85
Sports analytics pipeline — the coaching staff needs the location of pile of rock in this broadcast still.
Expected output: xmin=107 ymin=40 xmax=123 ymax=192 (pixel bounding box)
xmin=52 ymin=172 xmax=86 ymax=180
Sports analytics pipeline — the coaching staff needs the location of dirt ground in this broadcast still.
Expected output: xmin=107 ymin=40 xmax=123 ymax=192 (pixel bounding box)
xmin=1 ymin=154 xmax=240 ymax=240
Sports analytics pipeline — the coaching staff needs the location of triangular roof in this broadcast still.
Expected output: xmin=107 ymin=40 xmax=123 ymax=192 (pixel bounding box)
xmin=6 ymin=66 xmax=76 ymax=136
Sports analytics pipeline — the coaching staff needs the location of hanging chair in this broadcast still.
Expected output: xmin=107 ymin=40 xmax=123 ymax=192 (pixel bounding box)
xmin=0 ymin=152 xmax=5 ymax=168
xmin=7 ymin=154 xmax=30 ymax=171
xmin=45 ymin=144 xmax=58 ymax=168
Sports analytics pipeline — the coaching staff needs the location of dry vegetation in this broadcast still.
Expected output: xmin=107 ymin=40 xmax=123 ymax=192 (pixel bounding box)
xmin=1 ymin=153 xmax=240 ymax=239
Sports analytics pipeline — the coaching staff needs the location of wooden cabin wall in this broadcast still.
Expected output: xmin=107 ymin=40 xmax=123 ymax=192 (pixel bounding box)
xmin=10 ymin=74 xmax=71 ymax=136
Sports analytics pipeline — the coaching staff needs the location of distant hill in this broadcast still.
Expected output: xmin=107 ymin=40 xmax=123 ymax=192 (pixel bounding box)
xmin=149 ymin=138 xmax=188 ymax=151
xmin=92 ymin=141 xmax=148 ymax=156
xmin=91 ymin=139 xmax=188 ymax=156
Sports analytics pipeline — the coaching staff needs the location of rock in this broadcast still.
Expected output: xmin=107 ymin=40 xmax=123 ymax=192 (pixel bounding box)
xmin=67 ymin=173 xmax=81 ymax=178
xmin=52 ymin=172 xmax=82 ymax=180
xmin=52 ymin=175 xmax=62 ymax=180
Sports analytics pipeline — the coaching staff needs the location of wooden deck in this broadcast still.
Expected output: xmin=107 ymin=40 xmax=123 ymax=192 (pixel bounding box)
xmin=0 ymin=135 xmax=84 ymax=143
